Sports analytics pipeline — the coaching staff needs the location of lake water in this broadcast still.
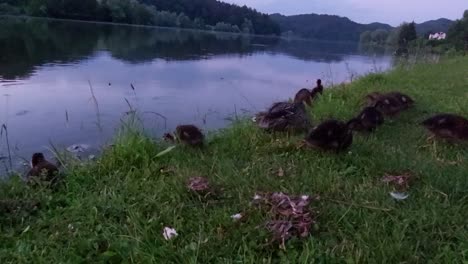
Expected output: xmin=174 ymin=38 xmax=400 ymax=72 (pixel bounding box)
xmin=0 ymin=17 xmax=393 ymax=174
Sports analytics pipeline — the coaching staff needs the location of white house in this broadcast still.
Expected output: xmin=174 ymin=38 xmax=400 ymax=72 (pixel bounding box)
xmin=429 ymin=32 xmax=447 ymax=40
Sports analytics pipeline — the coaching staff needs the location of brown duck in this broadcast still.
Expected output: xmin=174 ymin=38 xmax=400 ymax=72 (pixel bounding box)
xmin=255 ymin=101 xmax=311 ymax=133
xmin=365 ymin=91 xmax=414 ymax=116
xmin=421 ymin=114 xmax=468 ymax=141
xmin=347 ymin=106 xmax=384 ymax=132
xmin=293 ymin=79 xmax=323 ymax=106
xmin=304 ymin=119 xmax=353 ymax=152
xmin=164 ymin=125 xmax=204 ymax=147
xmin=27 ymin=153 xmax=59 ymax=182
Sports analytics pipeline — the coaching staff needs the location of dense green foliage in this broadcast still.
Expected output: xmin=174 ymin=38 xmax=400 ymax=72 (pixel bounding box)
xmin=1 ymin=57 xmax=467 ymax=262
xmin=0 ymin=0 xmax=280 ymax=35
xmin=446 ymin=10 xmax=468 ymax=50
xmin=359 ymin=29 xmax=390 ymax=46
xmin=270 ymin=13 xmax=392 ymax=41
xmin=398 ymin=22 xmax=417 ymax=45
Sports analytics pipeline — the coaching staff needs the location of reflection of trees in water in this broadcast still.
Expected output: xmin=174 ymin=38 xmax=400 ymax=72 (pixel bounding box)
xmin=271 ymin=39 xmax=360 ymax=62
xmin=0 ymin=17 xmax=100 ymax=79
xmin=0 ymin=17 xmax=364 ymax=80
xmin=103 ymin=26 xmax=277 ymax=63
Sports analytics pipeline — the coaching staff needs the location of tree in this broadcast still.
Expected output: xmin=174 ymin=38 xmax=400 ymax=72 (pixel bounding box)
xmin=398 ymin=22 xmax=417 ymax=45
xmin=359 ymin=31 xmax=372 ymax=44
xmin=371 ymin=29 xmax=389 ymax=45
xmin=241 ymin=18 xmax=254 ymax=34
xmin=447 ymin=10 xmax=468 ymax=50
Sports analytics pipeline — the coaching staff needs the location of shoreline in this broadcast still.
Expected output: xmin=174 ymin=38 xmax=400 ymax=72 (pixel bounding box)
xmin=1 ymin=56 xmax=467 ymax=262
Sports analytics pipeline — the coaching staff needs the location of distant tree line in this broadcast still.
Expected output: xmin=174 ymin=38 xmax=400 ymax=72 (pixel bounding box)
xmin=360 ymin=10 xmax=468 ymax=54
xmin=0 ymin=0 xmax=280 ymax=35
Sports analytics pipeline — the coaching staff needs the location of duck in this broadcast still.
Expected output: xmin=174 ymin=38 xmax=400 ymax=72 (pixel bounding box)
xmin=421 ymin=114 xmax=468 ymax=141
xmin=311 ymin=79 xmax=324 ymax=96
xmin=255 ymin=101 xmax=311 ymax=133
xmin=386 ymin=92 xmax=414 ymax=109
xmin=347 ymin=106 xmax=384 ymax=132
xmin=365 ymin=91 xmax=414 ymax=115
xmin=27 ymin=153 xmax=59 ymax=182
xmin=164 ymin=125 xmax=204 ymax=147
xmin=293 ymin=79 xmax=323 ymax=106
xmin=304 ymin=119 xmax=353 ymax=152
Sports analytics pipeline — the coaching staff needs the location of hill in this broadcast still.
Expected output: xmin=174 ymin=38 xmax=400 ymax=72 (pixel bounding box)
xmin=0 ymin=0 xmax=280 ymax=35
xmin=415 ymin=18 xmax=454 ymax=35
xmin=140 ymin=0 xmax=280 ymax=35
xmin=270 ymin=13 xmax=392 ymax=41
xmin=271 ymin=13 xmax=454 ymax=42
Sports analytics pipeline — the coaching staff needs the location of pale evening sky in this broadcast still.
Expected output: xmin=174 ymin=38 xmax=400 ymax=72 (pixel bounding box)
xmin=222 ymin=0 xmax=467 ymax=25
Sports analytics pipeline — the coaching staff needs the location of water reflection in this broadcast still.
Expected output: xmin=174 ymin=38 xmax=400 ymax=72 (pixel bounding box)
xmin=0 ymin=17 xmax=372 ymax=81
xmin=0 ymin=17 xmax=392 ymax=175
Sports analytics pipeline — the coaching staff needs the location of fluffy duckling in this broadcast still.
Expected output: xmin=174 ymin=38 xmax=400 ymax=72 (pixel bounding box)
xmin=304 ymin=119 xmax=353 ymax=152
xmin=347 ymin=106 xmax=384 ymax=132
xmin=294 ymin=88 xmax=313 ymax=106
xmin=372 ymin=95 xmax=407 ymax=116
xmin=294 ymin=79 xmax=323 ymax=106
xmin=255 ymin=102 xmax=311 ymax=133
xmin=164 ymin=125 xmax=204 ymax=147
xmin=421 ymin=114 xmax=468 ymax=141
xmin=27 ymin=153 xmax=59 ymax=182
xmin=311 ymin=79 xmax=324 ymax=96
xmin=387 ymin=92 xmax=414 ymax=109
xmin=365 ymin=91 xmax=414 ymax=115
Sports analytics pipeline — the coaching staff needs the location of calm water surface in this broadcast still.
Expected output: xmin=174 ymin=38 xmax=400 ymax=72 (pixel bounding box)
xmin=0 ymin=17 xmax=393 ymax=174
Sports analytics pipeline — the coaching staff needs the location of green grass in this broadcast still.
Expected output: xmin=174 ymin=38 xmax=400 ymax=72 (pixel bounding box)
xmin=1 ymin=57 xmax=468 ymax=263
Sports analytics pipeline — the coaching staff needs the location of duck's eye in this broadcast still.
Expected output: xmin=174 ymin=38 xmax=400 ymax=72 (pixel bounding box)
xmin=384 ymin=99 xmax=390 ymax=104
xmin=402 ymin=97 xmax=407 ymax=102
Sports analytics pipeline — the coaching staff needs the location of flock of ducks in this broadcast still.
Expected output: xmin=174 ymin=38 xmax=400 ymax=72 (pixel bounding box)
xmin=26 ymin=79 xmax=467 ymax=182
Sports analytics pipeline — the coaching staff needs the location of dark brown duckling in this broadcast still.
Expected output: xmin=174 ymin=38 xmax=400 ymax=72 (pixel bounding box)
xmin=294 ymin=88 xmax=313 ymax=106
xmin=27 ymin=153 xmax=59 ymax=182
xmin=164 ymin=125 xmax=204 ymax=147
xmin=255 ymin=102 xmax=311 ymax=133
xmin=421 ymin=114 xmax=468 ymax=141
xmin=311 ymin=79 xmax=324 ymax=96
xmin=365 ymin=91 xmax=414 ymax=114
xmin=293 ymin=79 xmax=323 ymax=106
xmin=387 ymin=92 xmax=414 ymax=109
xmin=304 ymin=119 xmax=353 ymax=152
xmin=372 ymin=95 xmax=406 ymax=116
xmin=347 ymin=106 xmax=384 ymax=132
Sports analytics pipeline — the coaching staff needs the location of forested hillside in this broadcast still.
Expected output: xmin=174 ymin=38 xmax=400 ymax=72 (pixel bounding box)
xmin=270 ymin=13 xmax=392 ymax=41
xmin=0 ymin=0 xmax=280 ymax=35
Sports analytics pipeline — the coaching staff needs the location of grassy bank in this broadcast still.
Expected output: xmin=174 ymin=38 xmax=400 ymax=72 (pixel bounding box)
xmin=1 ymin=57 xmax=467 ymax=263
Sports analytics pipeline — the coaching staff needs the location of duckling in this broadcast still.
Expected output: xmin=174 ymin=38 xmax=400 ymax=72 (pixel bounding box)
xmin=255 ymin=102 xmax=311 ymax=133
xmin=293 ymin=79 xmax=323 ymax=106
xmin=294 ymin=88 xmax=313 ymax=106
xmin=27 ymin=153 xmax=59 ymax=182
xmin=164 ymin=125 xmax=204 ymax=147
xmin=365 ymin=92 xmax=414 ymax=113
xmin=421 ymin=114 xmax=468 ymax=141
xmin=387 ymin=92 xmax=414 ymax=109
xmin=372 ymin=95 xmax=407 ymax=116
xmin=311 ymin=79 xmax=324 ymax=96
xmin=304 ymin=119 xmax=353 ymax=152
xmin=347 ymin=106 xmax=384 ymax=132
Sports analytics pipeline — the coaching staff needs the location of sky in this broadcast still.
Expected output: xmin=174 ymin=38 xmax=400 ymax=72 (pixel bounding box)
xmin=223 ymin=0 xmax=467 ymax=25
